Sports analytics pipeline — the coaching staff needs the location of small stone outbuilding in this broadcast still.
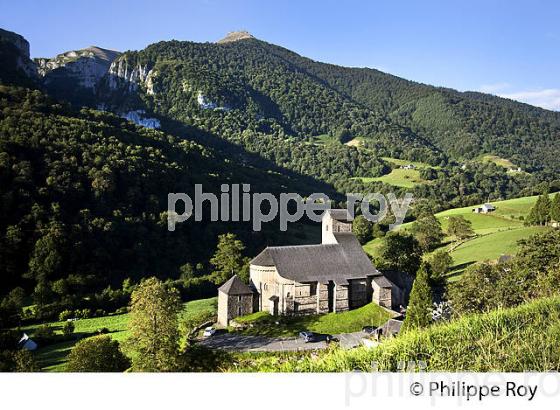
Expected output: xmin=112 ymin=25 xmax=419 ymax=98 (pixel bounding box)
xmin=217 ymin=275 xmax=254 ymax=326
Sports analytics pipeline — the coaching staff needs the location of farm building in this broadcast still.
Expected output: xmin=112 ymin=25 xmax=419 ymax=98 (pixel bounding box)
xmin=18 ymin=333 xmax=37 ymax=351
xmin=472 ymin=203 xmax=496 ymax=213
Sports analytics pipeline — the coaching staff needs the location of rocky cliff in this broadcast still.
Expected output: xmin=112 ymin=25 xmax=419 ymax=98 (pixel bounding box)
xmin=0 ymin=28 xmax=37 ymax=78
xmin=217 ymin=30 xmax=255 ymax=43
xmin=35 ymin=46 xmax=121 ymax=91
xmin=106 ymin=57 xmax=156 ymax=94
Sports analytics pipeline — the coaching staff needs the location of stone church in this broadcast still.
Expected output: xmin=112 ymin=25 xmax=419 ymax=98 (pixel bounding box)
xmin=217 ymin=209 xmax=410 ymax=326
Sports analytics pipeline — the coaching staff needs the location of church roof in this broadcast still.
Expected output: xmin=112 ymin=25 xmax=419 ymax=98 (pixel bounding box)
xmin=218 ymin=274 xmax=253 ymax=295
xmin=251 ymin=232 xmax=380 ymax=285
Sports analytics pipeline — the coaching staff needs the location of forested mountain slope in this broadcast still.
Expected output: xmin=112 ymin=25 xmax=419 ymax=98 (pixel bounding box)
xmin=92 ymin=34 xmax=560 ymax=179
xmin=0 ymin=84 xmax=329 ymax=298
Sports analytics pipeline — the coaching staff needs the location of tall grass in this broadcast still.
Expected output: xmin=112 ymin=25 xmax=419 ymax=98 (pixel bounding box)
xmin=231 ymin=296 xmax=560 ymax=372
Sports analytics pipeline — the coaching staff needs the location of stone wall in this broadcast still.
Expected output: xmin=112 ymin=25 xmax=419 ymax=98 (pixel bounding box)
xmin=322 ymin=213 xmax=353 ymax=244
xmin=293 ymin=282 xmax=318 ymax=314
xmin=217 ymin=291 xmax=253 ymax=326
xmin=372 ymin=281 xmax=392 ymax=309
xmin=250 ymin=265 xmax=291 ymax=313
xmin=348 ymin=278 xmax=369 ymax=309
xmin=335 ymin=284 xmax=349 ymax=312
xmin=317 ymin=282 xmax=330 ymax=314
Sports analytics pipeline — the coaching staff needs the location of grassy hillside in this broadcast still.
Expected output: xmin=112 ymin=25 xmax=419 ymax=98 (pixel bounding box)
xmin=234 ymin=302 xmax=394 ymax=337
xmin=22 ymin=297 xmax=217 ymax=372
xmin=354 ymin=169 xmax=425 ymax=188
xmin=232 ymin=296 xmax=560 ymax=372
xmin=480 ymin=154 xmax=516 ymax=168
xmin=364 ymin=194 xmax=555 ymax=275
xmin=449 ymin=226 xmax=549 ymax=279
xmin=353 ymin=157 xmax=433 ymax=188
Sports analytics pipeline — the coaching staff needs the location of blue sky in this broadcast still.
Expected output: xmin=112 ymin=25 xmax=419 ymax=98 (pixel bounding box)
xmin=1 ymin=0 xmax=559 ymax=110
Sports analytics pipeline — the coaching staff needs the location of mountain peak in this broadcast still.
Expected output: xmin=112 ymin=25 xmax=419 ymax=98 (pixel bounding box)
xmin=217 ymin=31 xmax=255 ymax=44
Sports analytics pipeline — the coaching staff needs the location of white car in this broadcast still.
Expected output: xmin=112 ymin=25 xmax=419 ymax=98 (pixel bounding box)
xmin=203 ymin=327 xmax=216 ymax=337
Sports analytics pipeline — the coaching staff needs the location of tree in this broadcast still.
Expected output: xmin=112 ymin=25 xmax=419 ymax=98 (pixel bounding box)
xmin=0 ymin=287 xmax=26 ymax=325
xmin=402 ymin=262 xmax=433 ymax=331
xmin=12 ymin=349 xmax=40 ymax=372
xmin=411 ymin=214 xmax=443 ymax=251
xmin=447 ymin=215 xmax=474 ymax=240
xmin=527 ymin=189 xmax=551 ymax=226
xmin=428 ymin=250 xmax=453 ymax=284
xmin=66 ymin=335 xmax=130 ymax=372
xmin=448 ymin=263 xmax=500 ymax=315
xmin=210 ymin=233 xmax=249 ymax=284
xmin=62 ymin=321 xmax=75 ymax=337
xmin=352 ymin=215 xmax=373 ymax=244
xmin=550 ymin=193 xmax=560 ymax=222
xmin=378 ymin=232 xmax=422 ymax=276
xmin=127 ymin=277 xmax=181 ymax=372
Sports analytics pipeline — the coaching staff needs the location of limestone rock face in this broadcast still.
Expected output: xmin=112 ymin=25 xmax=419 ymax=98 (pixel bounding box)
xmin=122 ymin=110 xmax=160 ymax=129
xmin=217 ymin=31 xmax=255 ymax=44
xmin=106 ymin=58 xmax=156 ymax=94
xmin=0 ymin=28 xmax=37 ymax=78
xmin=35 ymin=46 xmax=120 ymax=91
xmin=0 ymin=28 xmax=30 ymax=57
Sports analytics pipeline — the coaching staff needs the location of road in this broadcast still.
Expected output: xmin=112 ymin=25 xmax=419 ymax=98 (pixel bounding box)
xmin=199 ymin=331 xmax=366 ymax=352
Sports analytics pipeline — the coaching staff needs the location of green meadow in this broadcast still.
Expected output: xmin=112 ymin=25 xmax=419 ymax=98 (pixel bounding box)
xmin=480 ymin=154 xmax=516 ymax=168
xmin=234 ymin=302 xmax=394 ymax=337
xmin=22 ymin=297 xmax=217 ymax=372
xmin=364 ymin=193 xmax=555 ymax=276
xmin=353 ymin=157 xmax=434 ymax=188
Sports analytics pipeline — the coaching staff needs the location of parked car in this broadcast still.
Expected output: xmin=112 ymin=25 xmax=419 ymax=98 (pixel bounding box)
xmin=299 ymin=331 xmax=317 ymax=343
xmin=326 ymin=335 xmax=339 ymax=344
xmin=362 ymin=326 xmax=377 ymax=335
xmin=203 ymin=327 xmax=216 ymax=337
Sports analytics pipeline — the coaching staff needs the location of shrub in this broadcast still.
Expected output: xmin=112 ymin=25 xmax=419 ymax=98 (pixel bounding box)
xmin=66 ymin=335 xmax=130 ymax=372
xmin=12 ymin=349 xmax=40 ymax=372
xmin=58 ymin=309 xmax=74 ymax=321
xmin=77 ymin=308 xmax=92 ymax=319
xmin=62 ymin=321 xmax=75 ymax=337
xmin=94 ymin=309 xmax=106 ymax=317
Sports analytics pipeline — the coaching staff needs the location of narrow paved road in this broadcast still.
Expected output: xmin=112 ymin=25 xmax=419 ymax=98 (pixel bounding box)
xmin=199 ymin=331 xmax=366 ymax=352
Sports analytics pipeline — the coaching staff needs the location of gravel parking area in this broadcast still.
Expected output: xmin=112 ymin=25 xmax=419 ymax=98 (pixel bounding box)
xmin=199 ymin=331 xmax=365 ymax=352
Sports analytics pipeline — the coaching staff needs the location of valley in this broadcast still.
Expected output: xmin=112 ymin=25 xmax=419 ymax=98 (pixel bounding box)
xmin=1 ymin=26 xmax=560 ymax=375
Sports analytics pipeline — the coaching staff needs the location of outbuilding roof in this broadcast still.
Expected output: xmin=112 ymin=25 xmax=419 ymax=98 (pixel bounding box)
xmin=378 ymin=319 xmax=403 ymax=336
xmin=218 ymin=274 xmax=253 ymax=295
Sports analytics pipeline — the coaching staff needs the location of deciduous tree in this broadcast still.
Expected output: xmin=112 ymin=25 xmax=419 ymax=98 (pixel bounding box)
xmin=67 ymin=335 xmax=130 ymax=372
xmin=411 ymin=214 xmax=443 ymax=251
xmin=127 ymin=277 xmax=181 ymax=372
xmin=447 ymin=215 xmax=474 ymax=240
xmin=210 ymin=233 xmax=249 ymax=284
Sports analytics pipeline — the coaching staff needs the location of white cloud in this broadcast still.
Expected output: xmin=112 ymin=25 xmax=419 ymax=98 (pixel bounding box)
xmin=498 ymin=89 xmax=560 ymax=111
xmin=477 ymin=83 xmax=560 ymax=111
xmin=478 ymin=82 xmax=511 ymax=94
